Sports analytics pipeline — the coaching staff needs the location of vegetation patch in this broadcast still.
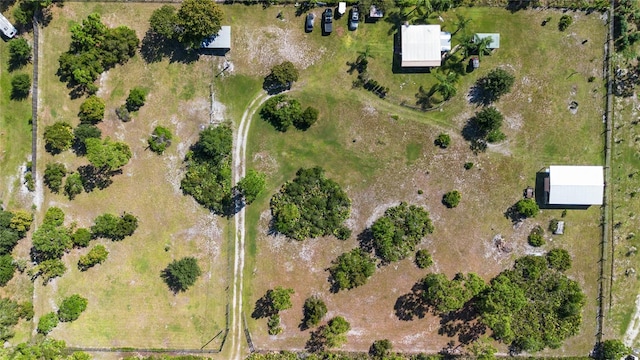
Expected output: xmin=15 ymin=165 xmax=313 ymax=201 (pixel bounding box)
xmin=161 ymin=257 xmax=202 ymax=293
xmin=328 ymin=248 xmax=376 ymax=291
xmin=270 ymin=167 xmax=351 ymax=240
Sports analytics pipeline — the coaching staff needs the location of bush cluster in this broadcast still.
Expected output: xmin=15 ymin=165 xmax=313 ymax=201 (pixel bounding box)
xmin=260 ymin=95 xmax=319 ymax=132
xmin=91 ymin=213 xmax=138 ymax=241
xmin=328 ymin=248 xmax=375 ymax=291
xmin=162 ymin=257 xmax=202 ymax=292
xmin=263 ymin=61 xmax=299 ymax=93
xmin=558 ymin=15 xmax=573 ymax=31
xmin=415 ymin=249 xmax=433 ymax=269
xmin=181 ymin=125 xmax=233 ymax=214
xmin=78 ymin=245 xmax=109 ymax=271
xmin=58 ymin=294 xmax=88 ymax=322
xmin=528 ymin=226 xmax=545 ymax=247
xmin=43 ymin=122 xmax=74 ymax=154
xmin=302 ymin=297 xmax=327 ymax=329
xmin=435 ymin=133 xmax=451 ymax=148
xmin=270 ymin=167 xmax=351 ymax=241
xmin=442 ymin=190 xmax=461 ymax=208
xmin=44 ymin=163 xmax=67 ymax=193
xmin=57 ymin=13 xmax=139 ymax=95
xmin=370 ymin=202 xmax=434 ymax=262
xmin=148 ymin=126 xmax=173 ymax=154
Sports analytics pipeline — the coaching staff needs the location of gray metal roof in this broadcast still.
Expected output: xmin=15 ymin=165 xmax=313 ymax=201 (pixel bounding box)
xmin=201 ymin=26 xmax=231 ymax=49
xmin=475 ymin=33 xmax=500 ymax=49
xmin=548 ymin=165 xmax=604 ymax=205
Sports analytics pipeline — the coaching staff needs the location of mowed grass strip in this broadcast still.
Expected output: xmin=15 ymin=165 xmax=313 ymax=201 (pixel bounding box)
xmin=34 ymin=2 xmax=229 ymax=348
xmin=237 ymin=6 xmax=605 ymax=355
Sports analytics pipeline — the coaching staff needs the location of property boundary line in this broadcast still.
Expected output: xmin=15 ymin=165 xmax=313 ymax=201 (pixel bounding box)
xmin=30 ymin=16 xmax=39 ymax=178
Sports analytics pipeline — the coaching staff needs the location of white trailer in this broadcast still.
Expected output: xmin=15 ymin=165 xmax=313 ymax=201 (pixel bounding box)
xmin=0 ymin=12 xmax=17 ymax=38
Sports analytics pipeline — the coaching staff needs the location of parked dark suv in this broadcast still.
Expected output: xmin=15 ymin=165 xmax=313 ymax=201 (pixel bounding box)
xmin=305 ymin=13 xmax=315 ymax=32
xmin=322 ymin=8 xmax=333 ymax=34
xmin=349 ymin=6 xmax=359 ymax=30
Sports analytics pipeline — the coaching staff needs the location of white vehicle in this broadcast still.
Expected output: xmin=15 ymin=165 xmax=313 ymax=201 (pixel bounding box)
xmin=0 ymin=12 xmax=17 ymax=38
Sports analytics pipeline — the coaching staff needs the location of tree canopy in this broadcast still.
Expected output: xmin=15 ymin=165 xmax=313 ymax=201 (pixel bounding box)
xmin=476 ymin=253 xmax=585 ymax=352
xmin=515 ymin=198 xmax=539 ymax=218
xmin=31 ymin=224 xmax=72 ymax=262
xmin=176 ymin=0 xmax=224 ymax=49
xmin=267 ymin=287 xmax=295 ymax=313
xmin=260 ymin=95 xmax=319 ymax=132
xmin=162 ymin=257 xmax=202 ymax=292
xmin=237 ymin=169 xmax=267 ymax=205
xmin=78 ymin=245 xmax=109 ymax=271
xmin=478 ymin=68 xmax=515 ymax=103
xmin=8 ymin=38 xmax=32 ymax=70
xmin=148 ymin=126 xmax=173 ymax=154
xmin=91 ymin=213 xmax=138 ymax=241
xmin=370 ymin=202 xmax=434 ymax=263
xmin=329 ymin=248 xmax=376 ymax=291
xmin=323 ymin=316 xmax=351 ymax=348
xmin=11 ymin=73 xmax=30 ymax=100
xmin=78 ymin=95 xmax=105 ymax=124
xmin=263 ymin=61 xmax=299 ymax=93
xmin=44 ymin=122 xmax=74 ymax=154
xmin=44 ymin=163 xmax=67 ymax=193
xmin=421 ymin=272 xmax=486 ymax=313
xmin=58 ymin=294 xmax=88 ymax=322
xmin=149 ymin=5 xmax=178 ymax=39
xmin=85 ymin=137 xmax=132 ymax=171
xmin=302 ymin=297 xmax=327 ymax=329
xmin=181 ymin=124 xmax=233 ymax=214
xmin=270 ymin=167 xmax=351 ymax=240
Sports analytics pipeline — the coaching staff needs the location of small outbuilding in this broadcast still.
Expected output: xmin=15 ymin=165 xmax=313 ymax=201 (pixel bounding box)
xmin=474 ymin=33 xmax=500 ymax=49
xmin=544 ymin=165 xmax=604 ymax=206
xmin=400 ymin=24 xmax=450 ymax=67
xmin=201 ymin=26 xmax=231 ymax=51
xmin=369 ymin=5 xmax=384 ymax=20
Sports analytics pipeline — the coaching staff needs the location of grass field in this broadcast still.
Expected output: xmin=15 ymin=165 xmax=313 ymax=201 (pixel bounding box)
xmin=33 ymin=3 xmax=229 ymax=349
xmin=233 ymin=5 xmax=607 ymax=355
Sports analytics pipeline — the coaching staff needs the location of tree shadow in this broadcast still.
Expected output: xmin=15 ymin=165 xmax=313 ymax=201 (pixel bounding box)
xmin=384 ymin=10 xmax=407 ymax=36
xmin=467 ymin=84 xmax=492 ymax=106
xmin=140 ymin=31 xmax=200 ymax=64
xmin=262 ymin=77 xmax=291 ymax=95
xmin=504 ymin=202 xmax=524 ymax=224
xmin=10 ymin=87 xmax=30 ymax=101
xmin=437 ymin=304 xmax=486 ymax=345
xmin=305 ymin=326 xmax=327 ymax=352
xmin=461 ymin=116 xmax=487 ymax=154
xmin=357 ymin=228 xmax=374 ymax=253
xmin=251 ymin=293 xmax=276 ymax=319
xmin=8 ymin=58 xmax=30 ymax=72
xmin=394 ymin=281 xmax=430 ymax=321
xmin=296 ymin=2 xmax=317 ymax=17
xmin=77 ymin=165 xmax=119 ymax=192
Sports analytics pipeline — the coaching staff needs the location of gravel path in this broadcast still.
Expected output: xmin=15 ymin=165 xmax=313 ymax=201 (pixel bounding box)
xmin=229 ymin=91 xmax=270 ymax=360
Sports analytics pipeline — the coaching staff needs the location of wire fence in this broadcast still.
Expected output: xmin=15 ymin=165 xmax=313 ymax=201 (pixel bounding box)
xmin=30 ymin=16 xmax=39 ymax=179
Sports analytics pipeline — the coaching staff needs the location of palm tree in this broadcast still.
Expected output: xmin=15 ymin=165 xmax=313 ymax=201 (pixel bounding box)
xmin=458 ymin=33 xmax=475 ymax=58
xmin=453 ymin=14 xmax=471 ymax=35
xmin=474 ymin=35 xmax=493 ymax=59
xmin=415 ymin=85 xmax=434 ymax=110
xmin=357 ymin=46 xmax=375 ymax=63
xmin=398 ymin=0 xmax=433 ymax=24
xmin=434 ymin=72 xmax=459 ymax=101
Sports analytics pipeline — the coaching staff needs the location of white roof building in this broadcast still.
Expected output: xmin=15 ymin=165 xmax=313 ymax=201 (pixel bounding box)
xmin=475 ymin=33 xmax=500 ymax=49
xmin=400 ymin=25 xmax=449 ymax=67
xmin=547 ymin=165 xmax=604 ymax=205
xmin=201 ymin=26 xmax=231 ymax=50
xmin=0 ymin=12 xmax=17 ymax=39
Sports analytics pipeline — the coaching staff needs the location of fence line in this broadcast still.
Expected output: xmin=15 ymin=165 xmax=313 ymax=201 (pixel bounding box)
xmin=30 ymin=16 xmax=39 ymax=179
xmin=243 ymin=313 xmax=255 ymax=353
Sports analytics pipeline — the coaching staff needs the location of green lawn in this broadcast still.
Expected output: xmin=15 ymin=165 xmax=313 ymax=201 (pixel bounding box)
xmin=236 ymin=5 xmax=606 ymax=355
xmin=32 ymin=2 xmax=229 ymax=349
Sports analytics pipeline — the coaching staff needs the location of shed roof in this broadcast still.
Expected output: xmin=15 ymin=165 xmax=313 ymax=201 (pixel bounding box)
xmin=401 ymin=25 xmax=442 ymax=67
xmin=201 ymin=26 xmax=231 ymax=49
xmin=548 ymin=165 xmax=604 ymax=205
xmin=475 ymin=33 xmax=500 ymax=49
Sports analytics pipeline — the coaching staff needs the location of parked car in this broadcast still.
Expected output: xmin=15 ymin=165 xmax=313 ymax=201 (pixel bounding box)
xmin=349 ymin=6 xmax=359 ymax=30
xmin=323 ymin=8 xmax=333 ymax=34
xmin=305 ymin=13 xmax=315 ymax=32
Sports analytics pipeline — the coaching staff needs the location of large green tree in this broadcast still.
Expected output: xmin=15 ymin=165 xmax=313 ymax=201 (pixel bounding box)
xmin=329 ymin=248 xmax=376 ymax=291
xmin=78 ymin=95 xmax=105 ymax=124
xmin=271 ymin=167 xmax=351 ymax=240
xmin=162 ymin=257 xmax=202 ymax=292
xmin=150 ymin=5 xmax=178 ymax=39
xmin=478 ymin=68 xmax=515 ymax=103
xmin=0 ymin=255 xmax=16 ymax=287
xmin=264 ymin=61 xmax=299 ymax=92
xmin=370 ymin=202 xmax=434 ymax=263
xmin=31 ymin=224 xmax=72 ymax=262
xmin=85 ymin=137 xmax=132 ymax=171
xmin=302 ymin=297 xmax=327 ymax=329
xmin=176 ymin=0 xmax=224 ymax=49
xmin=44 ymin=122 xmax=74 ymax=154
xmin=10 ymin=73 xmax=30 ymax=100
xmin=58 ymin=294 xmax=88 ymax=322
xmin=44 ymin=163 xmax=67 ymax=193
xmin=323 ymin=316 xmax=351 ymax=348
xmin=8 ymin=38 xmax=31 ymax=70
xmin=422 ymin=272 xmax=486 ymax=313
xmin=237 ymin=169 xmax=267 ymax=205
xmin=267 ymin=287 xmax=295 ymax=312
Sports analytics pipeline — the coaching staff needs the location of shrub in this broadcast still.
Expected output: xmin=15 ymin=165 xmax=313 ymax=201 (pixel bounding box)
xmin=116 ymin=105 xmax=131 ymax=122
xmin=370 ymin=339 xmax=393 ymax=359
xmin=334 ymin=226 xmax=352 ymax=241
xmin=58 ymin=294 xmax=88 ymax=322
xmin=478 ymin=68 xmax=515 ymax=103
xmin=0 ymin=255 xmax=16 ymax=286
xmin=371 ymin=202 xmax=434 ymax=262
xmin=37 ymin=312 xmax=59 ymax=334
xmin=24 ymin=171 xmax=34 ymax=192
xmin=11 ymin=73 xmax=31 ymax=100
xmin=148 ymin=126 xmax=173 ymax=154
xmin=35 ymin=259 xmax=67 ymax=284
xmin=475 ymin=107 xmax=504 ymax=136
xmin=464 ymin=162 xmax=474 ymax=170
xmin=162 ymin=257 xmax=202 ymax=292
xmin=546 ymin=248 xmax=571 ymax=271
xmin=415 ymin=249 xmax=433 ymax=269
xmin=271 ymin=167 xmax=351 ymax=240
xmin=78 ymin=245 xmax=109 ymax=271
xmin=260 ymin=94 xmax=303 ymax=132
xmin=91 ymin=213 xmax=138 ymax=240
xmin=294 ymin=106 xmax=319 ymax=130
xmin=323 ymin=316 xmax=351 ymax=348
xmin=126 ymin=87 xmax=147 ymax=112
xmin=237 ymin=169 xmax=266 ymax=205
xmin=549 ymin=219 xmax=560 ymax=232
xmin=559 ymin=15 xmax=573 ymax=31
xmin=44 ymin=122 xmax=74 ymax=154
xmin=78 ymin=95 xmax=105 ymax=124
xmin=85 ymin=137 xmax=133 ymax=171
xmin=515 ymin=198 xmax=539 ymax=218
xmin=422 ymin=273 xmax=486 ymax=313
xmin=329 ymin=248 xmax=376 ymax=291
xmin=442 ymin=190 xmax=462 ymax=208
xmin=435 ymin=133 xmax=451 ymax=148
xmin=17 ymin=301 xmax=33 ymax=320
xmin=528 ymin=226 xmax=545 ymax=247
xmin=72 ymin=228 xmax=92 ymax=248
xmin=302 ymin=297 xmax=327 ymax=329
xmin=64 ymin=173 xmax=84 ymax=200
xmin=43 ymin=207 xmax=65 ymax=227
xmin=264 ymin=61 xmax=299 ymax=92
xmin=486 ymin=129 xmax=506 ymax=143
xmin=8 ymin=38 xmax=31 ymax=69
xmin=44 ymin=163 xmax=67 ymax=193
xmin=267 ymin=314 xmax=282 ymax=335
